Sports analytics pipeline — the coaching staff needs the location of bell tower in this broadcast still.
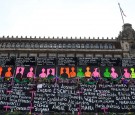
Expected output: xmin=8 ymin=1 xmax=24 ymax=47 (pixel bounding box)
xmin=118 ymin=23 xmax=135 ymax=57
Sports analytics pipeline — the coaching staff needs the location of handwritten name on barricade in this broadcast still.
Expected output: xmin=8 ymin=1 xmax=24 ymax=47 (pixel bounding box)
xmin=122 ymin=58 xmax=135 ymax=67
xmin=33 ymin=82 xmax=135 ymax=113
xmin=77 ymin=57 xmax=100 ymax=66
xmin=0 ymin=56 xmax=15 ymax=66
xmin=100 ymin=58 xmax=121 ymax=66
xmin=0 ymin=82 xmax=10 ymax=110
xmin=34 ymin=83 xmax=76 ymax=113
xmin=1 ymin=81 xmax=135 ymax=113
xmin=37 ymin=57 xmax=56 ymax=66
xmin=58 ymin=57 xmax=76 ymax=66
xmin=6 ymin=83 xmax=35 ymax=112
xmin=15 ymin=57 xmax=36 ymax=66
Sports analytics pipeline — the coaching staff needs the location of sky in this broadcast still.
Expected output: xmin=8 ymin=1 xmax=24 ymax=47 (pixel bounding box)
xmin=0 ymin=0 xmax=135 ymax=38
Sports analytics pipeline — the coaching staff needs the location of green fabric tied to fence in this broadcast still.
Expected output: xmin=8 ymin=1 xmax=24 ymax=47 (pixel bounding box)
xmin=14 ymin=78 xmax=29 ymax=84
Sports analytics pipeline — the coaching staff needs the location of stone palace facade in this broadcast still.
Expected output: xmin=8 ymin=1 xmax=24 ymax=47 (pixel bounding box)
xmin=0 ymin=23 xmax=135 ymax=58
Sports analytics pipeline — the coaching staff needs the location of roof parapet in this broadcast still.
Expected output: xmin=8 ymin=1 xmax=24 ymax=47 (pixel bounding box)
xmin=0 ymin=35 xmax=118 ymax=40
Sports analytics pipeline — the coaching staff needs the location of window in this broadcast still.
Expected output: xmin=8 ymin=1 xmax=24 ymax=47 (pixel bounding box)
xmin=58 ymin=54 xmax=65 ymax=57
xmin=10 ymin=53 xmax=16 ymax=57
xmin=90 ymin=44 xmax=94 ymax=49
xmin=35 ymin=43 xmax=39 ymax=48
xmin=86 ymin=54 xmax=93 ymax=57
xmin=21 ymin=43 xmax=25 ymax=48
xmin=44 ymin=43 xmax=47 ymax=48
xmin=81 ymin=44 xmax=85 ymax=49
xmin=113 ymin=45 xmax=115 ymax=49
xmin=6 ymin=43 xmax=11 ymax=48
xmin=76 ymin=54 xmax=84 ymax=57
xmin=48 ymin=43 xmax=53 ymax=48
xmin=125 ymin=44 xmax=129 ymax=49
xmin=25 ymin=43 xmax=30 ymax=48
xmin=62 ymin=43 xmax=67 ymax=49
xmin=100 ymin=43 xmax=103 ymax=49
xmin=108 ymin=44 xmax=113 ymax=49
xmin=29 ymin=53 xmax=37 ymax=57
xmin=85 ymin=43 xmax=89 ymax=49
xmin=67 ymin=53 xmax=75 ymax=57
xmin=2 ymin=43 xmax=6 ymax=48
xmin=19 ymin=53 xmax=27 ymax=57
xmin=58 ymin=44 xmax=62 ymax=49
xmin=104 ymin=43 xmax=108 ymax=49
xmin=67 ymin=43 xmax=71 ymax=49
xmin=49 ymin=53 xmax=56 ymax=57
xmin=95 ymin=54 xmax=103 ymax=58
xmin=39 ymin=43 xmax=44 ymax=48
xmin=53 ymin=43 xmax=57 ymax=49
xmin=124 ymin=54 xmax=128 ymax=58
xmin=11 ymin=43 xmax=15 ymax=48
xmin=72 ymin=43 xmax=76 ymax=49
xmin=1 ymin=53 xmax=8 ymax=57
xmin=16 ymin=43 xmax=20 ymax=48
xmin=76 ymin=44 xmax=80 ymax=48
xmin=95 ymin=43 xmax=99 ymax=49
xmin=0 ymin=43 xmax=2 ymax=48
xmin=39 ymin=53 xmax=47 ymax=57
xmin=114 ymin=55 xmax=121 ymax=58
xmin=105 ymin=54 xmax=112 ymax=58
xmin=30 ymin=42 xmax=34 ymax=49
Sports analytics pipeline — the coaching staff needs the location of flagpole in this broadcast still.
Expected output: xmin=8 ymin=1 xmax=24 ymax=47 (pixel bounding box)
xmin=118 ymin=3 xmax=124 ymax=25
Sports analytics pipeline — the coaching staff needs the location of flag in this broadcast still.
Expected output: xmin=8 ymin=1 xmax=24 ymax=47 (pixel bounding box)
xmin=118 ymin=3 xmax=126 ymax=17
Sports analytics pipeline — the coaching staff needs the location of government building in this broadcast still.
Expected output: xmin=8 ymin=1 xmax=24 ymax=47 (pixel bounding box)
xmin=0 ymin=23 xmax=135 ymax=58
